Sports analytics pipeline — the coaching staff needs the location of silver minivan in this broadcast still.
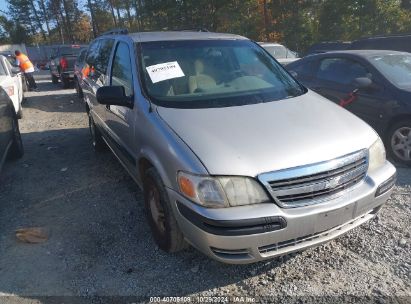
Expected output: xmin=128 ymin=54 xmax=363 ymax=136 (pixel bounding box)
xmin=82 ymin=30 xmax=397 ymax=264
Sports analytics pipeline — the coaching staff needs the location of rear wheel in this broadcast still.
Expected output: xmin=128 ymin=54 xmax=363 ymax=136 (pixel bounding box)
xmin=8 ymin=113 xmax=24 ymax=160
xmin=143 ymin=168 xmax=187 ymax=253
xmin=387 ymin=120 xmax=411 ymax=166
xmin=88 ymin=112 xmax=106 ymax=151
xmin=61 ymin=76 xmax=70 ymax=89
xmin=74 ymin=77 xmax=83 ymax=98
xmin=51 ymin=74 xmax=59 ymax=84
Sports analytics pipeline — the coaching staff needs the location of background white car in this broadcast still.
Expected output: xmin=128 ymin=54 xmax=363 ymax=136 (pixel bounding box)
xmin=258 ymin=42 xmax=300 ymax=65
xmin=0 ymin=55 xmax=24 ymax=118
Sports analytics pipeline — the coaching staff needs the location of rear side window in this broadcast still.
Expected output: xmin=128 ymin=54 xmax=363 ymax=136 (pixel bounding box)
xmin=111 ymin=42 xmax=133 ymax=97
xmin=317 ymin=58 xmax=369 ymax=85
xmin=85 ymin=39 xmax=114 ymax=85
xmin=85 ymin=40 xmax=100 ymax=66
xmin=95 ymin=39 xmax=115 ymax=75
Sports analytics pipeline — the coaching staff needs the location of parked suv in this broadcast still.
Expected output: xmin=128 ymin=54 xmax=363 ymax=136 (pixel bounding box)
xmin=83 ymin=30 xmax=396 ymax=264
xmin=351 ymin=34 xmax=411 ymax=53
xmin=49 ymin=44 xmax=87 ymax=88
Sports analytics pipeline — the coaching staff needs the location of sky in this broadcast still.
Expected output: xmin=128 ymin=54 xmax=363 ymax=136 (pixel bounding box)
xmin=0 ymin=0 xmax=8 ymax=14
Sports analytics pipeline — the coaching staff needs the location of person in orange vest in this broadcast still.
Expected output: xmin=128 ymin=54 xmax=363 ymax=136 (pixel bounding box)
xmin=15 ymin=50 xmax=38 ymax=91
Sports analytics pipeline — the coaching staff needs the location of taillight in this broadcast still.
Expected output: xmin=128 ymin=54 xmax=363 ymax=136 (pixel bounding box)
xmin=60 ymin=57 xmax=68 ymax=71
xmin=4 ymin=86 xmax=14 ymax=96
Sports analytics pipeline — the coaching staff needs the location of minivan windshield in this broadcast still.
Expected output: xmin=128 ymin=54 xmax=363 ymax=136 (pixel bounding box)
xmin=138 ymin=40 xmax=305 ymax=108
xmin=370 ymin=54 xmax=411 ymax=89
xmin=0 ymin=59 xmax=7 ymax=76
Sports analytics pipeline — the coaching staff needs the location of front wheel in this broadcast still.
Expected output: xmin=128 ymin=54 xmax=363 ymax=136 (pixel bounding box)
xmin=88 ymin=112 xmax=106 ymax=152
xmin=143 ymin=168 xmax=187 ymax=253
xmin=387 ymin=120 xmax=411 ymax=166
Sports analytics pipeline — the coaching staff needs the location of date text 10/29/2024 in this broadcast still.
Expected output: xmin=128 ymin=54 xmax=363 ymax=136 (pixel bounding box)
xmin=148 ymin=296 xmax=257 ymax=303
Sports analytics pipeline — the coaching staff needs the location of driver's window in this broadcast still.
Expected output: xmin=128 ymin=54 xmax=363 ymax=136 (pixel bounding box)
xmin=111 ymin=42 xmax=133 ymax=97
xmin=317 ymin=58 xmax=369 ymax=85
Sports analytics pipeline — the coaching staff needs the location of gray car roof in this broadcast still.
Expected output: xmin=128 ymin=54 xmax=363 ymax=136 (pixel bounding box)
xmin=127 ymin=31 xmax=248 ymax=42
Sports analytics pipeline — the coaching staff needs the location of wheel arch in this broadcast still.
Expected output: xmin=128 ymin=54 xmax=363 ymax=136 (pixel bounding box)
xmin=138 ymin=152 xmax=172 ymax=189
xmin=386 ymin=114 xmax=411 ymax=140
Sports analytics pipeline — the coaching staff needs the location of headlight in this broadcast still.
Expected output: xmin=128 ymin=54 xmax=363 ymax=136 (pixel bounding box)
xmin=177 ymin=172 xmax=270 ymax=208
xmin=369 ymin=137 xmax=386 ymax=171
xmin=4 ymin=86 xmax=14 ymax=96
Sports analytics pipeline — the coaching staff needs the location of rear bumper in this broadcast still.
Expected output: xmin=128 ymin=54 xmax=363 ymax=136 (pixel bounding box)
xmin=168 ymin=161 xmax=396 ymax=264
xmin=61 ymin=71 xmax=74 ymax=80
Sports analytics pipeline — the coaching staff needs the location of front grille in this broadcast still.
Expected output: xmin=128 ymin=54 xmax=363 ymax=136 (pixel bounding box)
xmin=258 ymin=150 xmax=368 ymax=208
xmin=258 ymin=207 xmax=378 ymax=255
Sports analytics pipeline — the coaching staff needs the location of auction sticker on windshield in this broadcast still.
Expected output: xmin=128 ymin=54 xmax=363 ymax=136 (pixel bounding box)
xmin=146 ymin=61 xmax=185 ymax=83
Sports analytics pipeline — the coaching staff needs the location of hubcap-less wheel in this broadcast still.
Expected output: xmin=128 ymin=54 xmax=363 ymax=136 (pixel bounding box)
xmin=149 ymin=187 xmax=166 ymax=234
xmin=391 ymin=126 xmax=411 ymax=161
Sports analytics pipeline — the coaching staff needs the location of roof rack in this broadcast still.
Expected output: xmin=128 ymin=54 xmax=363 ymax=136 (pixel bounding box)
xmin=101 ymin=28 xmax=128 ymax=36
xmin=180 ymin=28 xmax=210 ymax=32
xmin=357 ymin=33 xmax=411 ymax=40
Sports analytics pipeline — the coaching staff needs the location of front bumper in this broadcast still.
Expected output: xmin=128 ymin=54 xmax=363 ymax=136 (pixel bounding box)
xmin=168 ymin=161 xmax=396 ymax=264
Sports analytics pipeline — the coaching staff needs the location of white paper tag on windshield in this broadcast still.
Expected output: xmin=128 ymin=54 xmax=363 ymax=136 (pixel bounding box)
xmin=146 ymin=61 xmax=185 ymax=83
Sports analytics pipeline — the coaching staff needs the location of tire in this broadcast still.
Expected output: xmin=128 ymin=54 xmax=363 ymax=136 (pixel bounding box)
xmin=8 ymin=113 xmax=24 ymax=160
xmin=52 ymin=74 xmax=59 ymax=84
xmin=387 ymin=120 xmax=411 ymax=166
xmin=62 ymin=77 xmax=70 ymax=89
xmin=88 ymin=111 xmax=106 ymax=151
xmin=143 ymin=167 xmax=188 ymax=253
xmin=74 ymin=78 xmax=83 ymax=98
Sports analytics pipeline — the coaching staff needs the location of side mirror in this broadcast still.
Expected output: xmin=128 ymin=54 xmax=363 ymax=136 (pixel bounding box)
xmin=11 ymin=67 xmax=21 ymax=75
xmin=353 ymin=77 xmax=373 ymax=90
xmin=96 ymin=86 xmax=133 ymax=108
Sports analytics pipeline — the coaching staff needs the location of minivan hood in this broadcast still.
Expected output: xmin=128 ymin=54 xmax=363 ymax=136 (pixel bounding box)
xmin=157 ymin=90 xmax=378 ymax=176
xmin=0 ymin=75 xmax=11 ymax=85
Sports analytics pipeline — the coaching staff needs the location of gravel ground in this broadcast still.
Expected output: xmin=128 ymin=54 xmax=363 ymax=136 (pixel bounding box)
xmin=0 ymin=72 xmax=410 ymax=304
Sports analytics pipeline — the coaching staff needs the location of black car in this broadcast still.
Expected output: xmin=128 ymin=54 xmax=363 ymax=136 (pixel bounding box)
xmin=351 ymin=34 xmax=411 ymax=53
xmin=0 ymin=86 xmax=24 ymax=173
xmin=287 ymin=50 xmax=411 ymax=165
xmin=306 ymin=41 xmax=351 ymax=55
